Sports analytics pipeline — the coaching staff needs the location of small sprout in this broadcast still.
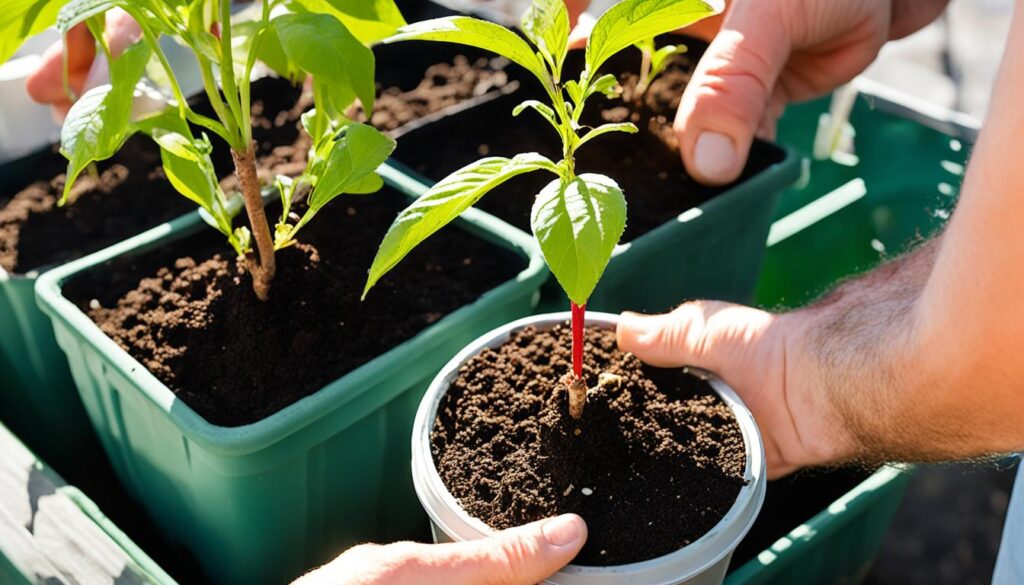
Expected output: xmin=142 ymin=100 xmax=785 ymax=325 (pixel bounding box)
xmin=633 ymin=37 xmax=688 ymax=99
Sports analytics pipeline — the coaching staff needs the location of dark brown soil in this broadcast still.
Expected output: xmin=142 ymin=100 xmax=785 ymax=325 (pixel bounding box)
xmin=432 ymin=324 xmax=747 ymax=565
xmin=368 ymin=43 xmax=516 ymax=133
xmin=391 ymin=38 xmax=785 ymax=242
xmin=64 ymin=187 xmax=523 ymax=426
xmin=0 ymin=77 xmax=307 ymax=276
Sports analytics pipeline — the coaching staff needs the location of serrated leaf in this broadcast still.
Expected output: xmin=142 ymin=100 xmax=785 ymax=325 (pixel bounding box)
xmin=60 ymin=42 xmax=151 ymax=203
xmin=577 ymin=122 xmax=637 ymax=149
xmin=288 ymin=0 xmax=406 ymax=44
xmin=364 ymin=153 xmax=558 ymax=297
xmin=521 ymin=0 xmax=569 ymax=79
xmin=385 ymin=17 xmax=549 ymax=89
xmin=57 ymin=0 xmax=118 ymax=34
xmin=585 ymin=0 xmax=720 ymax=74
xmin=531 ymin=173 xmax=626 ymax=305
xmin=0 ymin=0 xmax=65 ymax=64
xmin=590 ymin=73 xmax=621 ymax=98
xmin=275 ymin=12 xmax=375 ymax=113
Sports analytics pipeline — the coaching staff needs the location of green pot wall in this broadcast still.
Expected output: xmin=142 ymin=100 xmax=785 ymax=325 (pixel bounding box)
xmin=34 ymin=175 xmax=549 ymax=585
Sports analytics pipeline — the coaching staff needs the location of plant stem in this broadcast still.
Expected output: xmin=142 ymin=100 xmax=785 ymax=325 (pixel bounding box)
xmin=634 ymin=48 xmax=652 ymax=100
xmin=571 ymin=301 xmax=585 ymax=378
xmin=232 ymin=145 xmax=276 ymax=300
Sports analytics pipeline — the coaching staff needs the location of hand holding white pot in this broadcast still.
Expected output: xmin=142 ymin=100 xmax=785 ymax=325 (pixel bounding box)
xmin=293 ymin=515 xmax=587 ymax=585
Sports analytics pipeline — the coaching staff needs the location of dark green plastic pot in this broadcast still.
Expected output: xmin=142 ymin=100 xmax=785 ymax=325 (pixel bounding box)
xmin=34 ymin=170 xmax=549 ymax=585
xmin=0 ymin=147 xmax=109 ymax=478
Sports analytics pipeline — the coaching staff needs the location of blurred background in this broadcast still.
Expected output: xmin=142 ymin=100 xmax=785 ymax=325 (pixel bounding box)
xmin=451 ymin=0 xmax=1019 ymax=583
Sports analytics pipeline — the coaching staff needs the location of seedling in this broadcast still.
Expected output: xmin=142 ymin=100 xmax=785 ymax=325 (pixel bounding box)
xmin=37 ymin=0 xmax=403 ymax=300
xmin=632 ymin=36 xmax=688 ymax=99
xmin=363 ymin=0 xmax=721 ymax=417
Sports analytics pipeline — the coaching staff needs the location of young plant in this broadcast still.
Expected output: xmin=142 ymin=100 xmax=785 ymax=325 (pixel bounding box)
xmin=363 ymin=0 xmax=722 ymax=418
xmin=49 ymin=0 xmax=403 ymax=300
xmin=632 ymin=36 xmax=687 ymax=99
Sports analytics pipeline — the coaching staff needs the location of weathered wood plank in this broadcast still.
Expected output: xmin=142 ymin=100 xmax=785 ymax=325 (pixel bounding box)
xmin=0 ymin=423 xmax=165 ymax=584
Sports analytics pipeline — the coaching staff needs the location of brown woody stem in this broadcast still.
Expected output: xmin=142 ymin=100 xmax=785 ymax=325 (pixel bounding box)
xmin=232 ymin=145 xmax=276 ymax=301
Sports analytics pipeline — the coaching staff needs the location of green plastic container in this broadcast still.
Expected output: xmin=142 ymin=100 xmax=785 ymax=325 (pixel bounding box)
xmin=34 ymin=176 xmax=549 ymax=585
xmin=0 ymin=266 xmax=115 ymax=480
xmin=0 ymin=422 xmax=176 ymax=585
xmin=726 ymin=467 xmax=909 ymax=584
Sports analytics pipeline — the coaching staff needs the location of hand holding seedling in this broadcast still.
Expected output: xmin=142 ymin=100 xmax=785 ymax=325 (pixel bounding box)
xmin=364 ymin=0 xmax=721 ymax=418
xmin=20 ymin=0 xmax=403 ymax=300
xmin=615 ymin=0 xmax=1024 ymax=480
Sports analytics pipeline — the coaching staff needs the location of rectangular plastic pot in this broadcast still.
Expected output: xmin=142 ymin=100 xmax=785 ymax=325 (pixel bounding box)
xmin=385 ymin=91 xmax=802 ymax=314
xmin=34 ymin=171 xmax=549 ymax=585
xmin=725 ymin=466 xmax=910 ymax=584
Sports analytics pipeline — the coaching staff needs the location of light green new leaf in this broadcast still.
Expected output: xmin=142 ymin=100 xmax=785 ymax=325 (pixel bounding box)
xmin=275 ymin=12 xmax=375 ymax=113
xmin=308 ymin=123 xmax=395 ymax=211
xmin=1 ymin=0 xmax=65 ymax=64
xmin=521 ymin=0 xmax=569 ymax=79
xmin=531 ymin=173 xmax=626 ymax=304
xmin=585 ymin=0 xmax=720 ymax=74
xmin=576 ymin=122 xmax=636 ymax=150
xmin=234 ymin=20 xmax=302 ymax=82
xmin=60 ymin=42 xmax=151 ymax=203
xmin=385 ymin=17 xmax=549 ymax=89
xmin=364 ymin=153 xmax=558 ymax=297
xmin=289 ymin=0 xmax=406 ymax=44
xmin=513 ymin=99 xmax=559 ymax=134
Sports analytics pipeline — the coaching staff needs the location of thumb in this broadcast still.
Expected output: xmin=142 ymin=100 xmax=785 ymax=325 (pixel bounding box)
xmin=433 ymin=514 xmax=587 ymax=585
xmin=674 ymin=2 xmax=790 ymax=185
xmin=617 ymin=305 xmax=719 ymax=369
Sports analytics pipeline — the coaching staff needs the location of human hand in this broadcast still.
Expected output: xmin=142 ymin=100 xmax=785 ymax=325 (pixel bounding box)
xmin=25 ymin=8 xmax=141 ymax=119
xmin=675 ymin=0 xmax=948 ymax=185
xmin=293 ymin=514 xmax=587 ymax=585
xmin=616 ymin=303 xmax=856 ymax=478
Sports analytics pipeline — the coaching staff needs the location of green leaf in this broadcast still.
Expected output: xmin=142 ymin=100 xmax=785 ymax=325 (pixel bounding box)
xmin=651 ymin=43 xmax=687 ymax=78
xmin=275 ymin=12 xmax=375 ymax=113
xmin=512 ymin=99 xmax=559 ymax=134
xmin=56 ymin=0 xmax=118 ymax=34
xmin=531 ymin=173 xmax=626 ymax=305
xmin=344 ymin=172 xmax=384 ymax=194
xmin=576 ymin=122 xmax=637 ymax=149
xmin=59 ymin=42 xmax=151 ymax=203
xmin=385 ymin=17 xmax=549 ymax=89
xmin=0 ymin=0 xmax=62 ymax=64
xmin=307 ymin=122 xmax=395 ymax=210
xmin=364 ymin=153 xmax=558 ymax=297
xmin=521 ymin=0 xmax=569 ymax=79
xmin=234 ymin=19 xmax=303 ymax=82
xmin=585 ymin=0 xmax=720 ymax=74
xmin=288 ymin=0 xmax=406 ymax=44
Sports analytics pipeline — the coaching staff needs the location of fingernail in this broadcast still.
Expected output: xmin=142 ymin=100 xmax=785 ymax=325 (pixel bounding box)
xmin=542 ymin=515 xmax=584 ymax=548
xmin=694 ymin=132 xmax=738 ymax=183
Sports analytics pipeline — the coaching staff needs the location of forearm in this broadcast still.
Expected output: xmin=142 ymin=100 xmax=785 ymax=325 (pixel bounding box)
xmin=787 ymin=1 xmax=1024 ymax=465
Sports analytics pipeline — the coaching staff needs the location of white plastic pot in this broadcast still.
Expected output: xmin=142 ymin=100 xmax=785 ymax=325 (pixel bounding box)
xmin=412 ymin=311 xmax=767 ymax=585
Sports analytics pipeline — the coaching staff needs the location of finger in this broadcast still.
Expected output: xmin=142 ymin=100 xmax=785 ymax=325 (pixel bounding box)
xmin=105 ymin=8 xmax=143 ymax=58
xmin=564 ymin=0 xmax=591 ymax=27
xmin=25 ymin=24 xmax=95 ymax=105
xmin=567 ymin=12 xmax=595 ymax=50
xmin=674 ymin=2 xmax=790 ymax=185
xmin=617 ymin=305 xmax=720 ymax=370
xmin=428 ymin=514 xmax=587 ymax=585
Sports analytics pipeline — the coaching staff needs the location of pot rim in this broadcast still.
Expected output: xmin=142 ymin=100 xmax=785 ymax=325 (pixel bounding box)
xmin=412 ymin=311 xmax=767 ymax=585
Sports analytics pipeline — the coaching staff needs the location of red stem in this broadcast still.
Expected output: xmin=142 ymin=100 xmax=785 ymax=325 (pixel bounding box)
xmin=571 ymin=301 xmax=586 ymax=379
